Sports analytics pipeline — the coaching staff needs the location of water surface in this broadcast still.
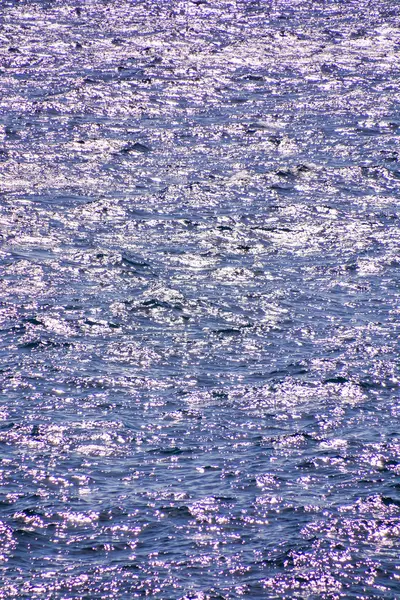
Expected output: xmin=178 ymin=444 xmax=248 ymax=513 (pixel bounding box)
xmin=0 ymin=0 xmax=400 ymax=598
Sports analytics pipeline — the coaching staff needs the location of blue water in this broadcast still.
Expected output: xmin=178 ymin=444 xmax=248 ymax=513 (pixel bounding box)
xmin=0 ymin=1 xmax=400 ymax=598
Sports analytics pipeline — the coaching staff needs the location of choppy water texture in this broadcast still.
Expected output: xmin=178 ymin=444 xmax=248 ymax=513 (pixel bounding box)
xmin=1 ymin=0 xmax=400 ymax=597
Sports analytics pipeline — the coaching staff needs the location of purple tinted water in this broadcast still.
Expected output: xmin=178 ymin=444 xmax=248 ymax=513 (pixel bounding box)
xmin=0 ymin=1 xmax=400 ymax=598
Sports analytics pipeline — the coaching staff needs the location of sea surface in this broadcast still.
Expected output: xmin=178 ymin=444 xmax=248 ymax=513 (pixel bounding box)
xmin=0 ymin=1 xmax=400 ymax=598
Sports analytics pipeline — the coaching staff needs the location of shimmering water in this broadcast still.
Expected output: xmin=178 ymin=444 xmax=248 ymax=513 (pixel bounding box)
xmin=1 ymin=0 xmax=400 ymax=597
